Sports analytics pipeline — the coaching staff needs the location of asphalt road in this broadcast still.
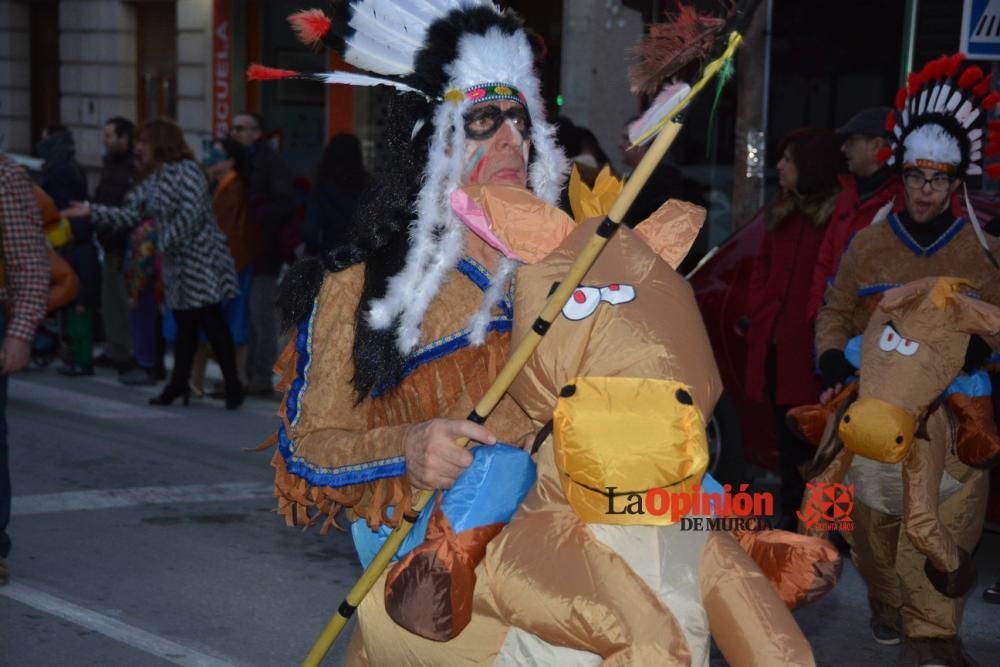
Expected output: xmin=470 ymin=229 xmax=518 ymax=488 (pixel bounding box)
xmin=1 ymin=365 xmax=998 ymax=666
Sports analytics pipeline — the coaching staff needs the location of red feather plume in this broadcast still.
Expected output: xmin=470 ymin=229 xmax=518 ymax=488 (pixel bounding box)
xmin=287 ymin=9 xmax=331 ymax=47
xmin=989 ymin=120 xmax=1000 ymax=133
xmin=986 ymin=163 xmax=1000 ymax=180
xmin=896 ymin=87 xmax=908 ymax=111
xmin=985 ymin=143 xmax=1000 ymax=159
xmin=983 ymin=91 xmax=1000 ymax=111
xmin=946 ymin=52 xmax=966 ymax=77
xmin=885 ymin=110 xmax=896 ymax=133
xmin=908 ymin=71 xmax=922 ymax=96
xmin=876 ymin=146 xmax=893 ymax=164
xmin=247 ymin=64 xmax=299 ymax=81
xmin=959 ymin=66 xmax=984 ymax=90
xmin=975 ymin=74 xmax=994 ymax=99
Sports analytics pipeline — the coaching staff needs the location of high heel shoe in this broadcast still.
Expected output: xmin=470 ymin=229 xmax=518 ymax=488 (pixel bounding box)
xmin=149 ymin=384 xmax=191 ymax=406
xmin=224 ymin=382 xmax=245 ymax=410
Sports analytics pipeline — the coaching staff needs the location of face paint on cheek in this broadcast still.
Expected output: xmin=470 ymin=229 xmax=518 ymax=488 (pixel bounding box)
xmin=463 ymin=143 xmax=489 ymax=183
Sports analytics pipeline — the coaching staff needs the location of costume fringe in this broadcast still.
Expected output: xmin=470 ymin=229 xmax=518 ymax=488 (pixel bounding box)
xmin=265 ymin=337 xmax=413 ymax=534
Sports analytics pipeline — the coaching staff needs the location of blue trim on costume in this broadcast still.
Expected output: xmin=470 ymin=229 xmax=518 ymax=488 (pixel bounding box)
xmin=887 ymin=212 xmax=967 ymax=257
xmin=278 ymin=299 xmax=407 ymax=487
xmin=458 ymin=257 xmax=492 ymax=292
xmin=370 ymin=258 xmax=514 ymax=398
xmin=857 ymin=283 xmax=901 ymax=297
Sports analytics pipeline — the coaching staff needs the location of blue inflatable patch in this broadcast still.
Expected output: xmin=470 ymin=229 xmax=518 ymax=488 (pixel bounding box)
xmin=943 ymin=370 xmax=992 ymax=398
xmin=351 ymin=444 xmax=537 ymax=569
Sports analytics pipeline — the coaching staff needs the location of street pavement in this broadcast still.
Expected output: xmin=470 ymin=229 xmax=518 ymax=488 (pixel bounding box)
xmin=1 ymin=364 xmax=998 ymax=666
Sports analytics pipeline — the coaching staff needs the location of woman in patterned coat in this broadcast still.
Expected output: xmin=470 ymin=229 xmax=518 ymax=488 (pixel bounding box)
xmin=64 ymin=119 xmax=243 ymax=408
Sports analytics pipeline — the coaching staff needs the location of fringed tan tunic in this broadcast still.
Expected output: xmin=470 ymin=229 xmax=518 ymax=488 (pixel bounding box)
xmin=268 ymin=259 xmax=534 ymax=532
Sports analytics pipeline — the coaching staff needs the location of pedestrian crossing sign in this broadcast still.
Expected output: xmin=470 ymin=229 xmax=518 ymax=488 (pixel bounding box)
xmin=962 ymin=0 xmax=1000 ymax=59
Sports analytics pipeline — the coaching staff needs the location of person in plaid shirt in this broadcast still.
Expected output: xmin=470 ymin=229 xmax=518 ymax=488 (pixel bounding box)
xmin=0 ymin=153 xmax=49 ymax=585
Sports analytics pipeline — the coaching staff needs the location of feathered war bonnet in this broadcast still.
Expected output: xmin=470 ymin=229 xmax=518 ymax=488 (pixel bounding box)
xmin=882 ymin=53 xmax=1000 ymax=179
xmin=879 ymin=53 xmax=1000 ymax=267
xmin=254 ymin=1 xmax=567 ymax=367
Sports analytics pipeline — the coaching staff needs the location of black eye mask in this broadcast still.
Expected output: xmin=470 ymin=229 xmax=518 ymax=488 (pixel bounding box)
xmin=463 ymin=105 xmax=531 ymax=140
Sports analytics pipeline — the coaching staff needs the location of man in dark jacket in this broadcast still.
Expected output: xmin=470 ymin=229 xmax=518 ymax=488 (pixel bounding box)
xmin=231 ymin=113 xmax=295 ymax=395
xmin=94 ymin=117 xmax=137 ymax=376
xmin=807 ymin=107 xmax=903 ymax=318
xmin=39 ymin=125 xmax=98 ymax=376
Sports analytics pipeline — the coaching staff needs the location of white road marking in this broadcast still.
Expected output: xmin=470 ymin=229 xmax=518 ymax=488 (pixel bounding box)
xmin=12 ymin=481 xmax=273 ymax=516
xmin=0 ymin=581 xmax=240 ymax=667
xmin=9 ymin=378 xmax=181 ymax=420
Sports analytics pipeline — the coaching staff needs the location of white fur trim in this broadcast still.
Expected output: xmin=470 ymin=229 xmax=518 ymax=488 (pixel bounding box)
xmin=903 ymin=124 xmax=961 ymax=168
xmin=466 ymin=256 xmax=517 ymax=345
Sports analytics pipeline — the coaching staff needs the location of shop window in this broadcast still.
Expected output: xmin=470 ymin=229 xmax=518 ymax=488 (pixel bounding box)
xmin=136 ymin=1 xmax=178 ymax=121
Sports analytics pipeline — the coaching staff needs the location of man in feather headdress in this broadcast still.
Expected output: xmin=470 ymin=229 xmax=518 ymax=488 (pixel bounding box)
xmin=263 ymin=1 xmax=566 ymax=536
xmin=812 ymin=53 xmax=1000 ymax=662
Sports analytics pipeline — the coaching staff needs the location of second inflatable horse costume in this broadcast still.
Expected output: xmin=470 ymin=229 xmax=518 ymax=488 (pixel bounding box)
xmin=257 ymin=1 xmax=834 ymax=664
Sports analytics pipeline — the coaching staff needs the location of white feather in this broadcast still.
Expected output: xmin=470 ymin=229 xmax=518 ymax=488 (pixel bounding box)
xmin=947 ymin=91 xmax=963 ymax=112
xmin=934 ymin=84 xmax=952 ymax=112
xmin=344 ymin=32 xmax=415 ymax=75
xmin=956 ymin=101 xmax=980 ymax=128
xmin=918 ymin=88 xmax=929 ymax=115
xmin=927 ymin=84 xmax=942 ymax=113
xmin=903 ymin=124 xmax=962 ymax=167
xmin=348 ymin=1 xmax=425 ymax=49
xmin=968 ymin=163 xmax=983 ymax=175
xmin=319 ymin=71 xmax=425 ymax=95
xmin=971 ymin=128 xmax=984 ymax=142
xmin=971 ymin=150 xmax=982 ymax=161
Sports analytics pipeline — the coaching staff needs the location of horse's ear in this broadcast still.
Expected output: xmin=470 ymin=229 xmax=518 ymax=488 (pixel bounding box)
xmin=631 ymin=199 xmax=706 ymax=270
xmin=877 ymin=280 xmax=929 ymax=314
xmin=948 ymin=292 xmax=1000 ymax=337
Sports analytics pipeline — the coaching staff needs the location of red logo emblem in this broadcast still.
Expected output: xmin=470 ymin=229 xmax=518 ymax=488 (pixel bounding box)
xmin=797 ymin=482 xmax=855 ymax=531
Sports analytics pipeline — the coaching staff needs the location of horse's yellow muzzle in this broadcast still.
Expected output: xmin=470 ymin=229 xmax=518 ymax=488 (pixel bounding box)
xmin=552 ymin=376 xmax=709 ymax=526
xmin=838 ymin=397 xmax=915 ymax=463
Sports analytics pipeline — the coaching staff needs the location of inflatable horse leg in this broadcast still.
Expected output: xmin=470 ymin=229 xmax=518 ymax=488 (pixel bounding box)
xmin=895 ymin=471 xmax=988 ymax=663
xmin=946 ymin=393 xmax=1000 ymax=469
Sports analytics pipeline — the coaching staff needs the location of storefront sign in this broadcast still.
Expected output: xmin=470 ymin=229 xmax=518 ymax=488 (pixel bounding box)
xmin=212 ymin=0 xmax=232 ymax=136
xmin=961 ymin=0 xmax=1000 ymax=60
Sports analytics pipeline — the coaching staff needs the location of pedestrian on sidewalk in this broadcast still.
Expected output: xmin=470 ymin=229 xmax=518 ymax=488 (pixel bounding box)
xmin=63 ymin=119 xmax=243 ymax=409
xmin=94 ymin=116 xmax=138 ymax=375
xmin=230 ymin=113 xmax=295 ymax=397
xmin=303 ymin=133 xmax=366 ymax=258
xmin=38 ymin=125 xmax=98 ymax=377
xmin=0 ymin=153 xmax=50 ymax=585
xmin=190 ymin=138 xmax=256 ymax=397
xmin=807 ymin=107 xmax=902 ymax=318
xmin=744 ymin=128 xmax=842 ymax=531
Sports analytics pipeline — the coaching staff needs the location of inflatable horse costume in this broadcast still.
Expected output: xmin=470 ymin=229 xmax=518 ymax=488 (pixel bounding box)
xmin=257 ymin=2 xmax=837 ymax=663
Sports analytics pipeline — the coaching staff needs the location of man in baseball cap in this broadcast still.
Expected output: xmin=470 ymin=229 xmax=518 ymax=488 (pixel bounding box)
xmin=807 ymin=106 xmax=903 ymax=318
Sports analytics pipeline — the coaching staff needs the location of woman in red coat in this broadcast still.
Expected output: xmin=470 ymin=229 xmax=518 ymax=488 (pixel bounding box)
xmin=745 ymin=128 xmax=842 ymax=530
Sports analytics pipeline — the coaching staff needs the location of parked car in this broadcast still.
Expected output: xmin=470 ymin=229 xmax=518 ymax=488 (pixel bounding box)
xmin=689 ymin=192 xmax=1000 ymax=520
